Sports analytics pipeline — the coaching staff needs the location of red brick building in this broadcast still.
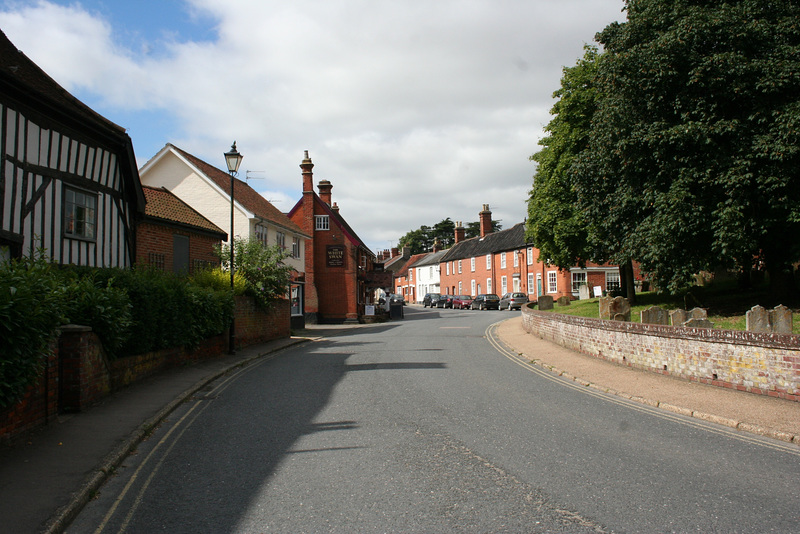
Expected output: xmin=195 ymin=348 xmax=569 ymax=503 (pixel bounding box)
xmin=393 ymin=253 xmax=429 ymax=303
xmin=136 ymin=186 xmax=226 ymax=273
xmin=288 ymin=152 xmax=377 ymax=323
xmin=438 ymin=205 xmax=624 ymax=301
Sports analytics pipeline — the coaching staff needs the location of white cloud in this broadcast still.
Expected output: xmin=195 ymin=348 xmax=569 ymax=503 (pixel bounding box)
xmin=0 ymin=0 xmax=625 ymax=252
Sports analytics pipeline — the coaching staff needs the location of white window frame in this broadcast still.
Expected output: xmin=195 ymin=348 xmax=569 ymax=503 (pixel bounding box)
xmin=63 ymin=186 xmax=97 ymax=240
xmin=500 ymin=252 xmax=507 ymax=269
xmin=572 ymin=271 xmax=587 ymax=296
xmin=458 ymin=281 xmax=462 ymax=293
xmin=486 ymin=278 xmax=492 ymax=293
xmin=527 ymin=247 xmax=533 ymax=265
xmin=292 ymin=237 xmax=301 ymax=258
xmin=501 ymin=275 xmax=508 ymax=295
xmin=471 ymin=279 xmax=476 ymax=295
xmin=513 ymin=251 xmax=519 ymax=268
xmin=486 ymin=254 xmax=491 ymax=269
xmin=314 ymin=215 xmax=329 ymax=231
xmin=470 ymin=257 xmax=475 ymax=272
xmin=527 ymin=273 xmax=535 ymax=294
xmin=606 ymin=271 xmax=621 ymax=292
xmin=458 ymin=260 xmax=462 ymax=274
xmin=276 ymin=231 xmax=286 ymax=249
xmin=446 ymin=262 xmax=450 ymax=275
xmin=547 ymin=271 xmax=558 ymax=294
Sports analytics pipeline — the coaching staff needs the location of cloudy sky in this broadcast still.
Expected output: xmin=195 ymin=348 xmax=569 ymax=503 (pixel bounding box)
xmin=0 ymin=0 xmax=626 ymax=253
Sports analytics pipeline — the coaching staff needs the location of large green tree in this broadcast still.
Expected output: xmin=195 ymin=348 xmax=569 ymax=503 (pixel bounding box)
xmin=576 ymin=0 xmax=800 ymax=294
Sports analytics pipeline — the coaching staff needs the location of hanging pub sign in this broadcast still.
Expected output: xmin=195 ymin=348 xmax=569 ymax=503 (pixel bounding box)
xmin=326 ymin=245 xmax=345 ymax=267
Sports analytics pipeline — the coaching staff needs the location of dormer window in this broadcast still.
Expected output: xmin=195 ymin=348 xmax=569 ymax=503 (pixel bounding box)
xmin=315 ymin=215 xmax=329 ymax=231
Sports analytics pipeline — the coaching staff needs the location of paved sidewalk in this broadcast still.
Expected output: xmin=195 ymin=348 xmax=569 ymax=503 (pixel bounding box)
xmin=495 ymin=316 xmax=800 ymax=444
xmin=1 ymin=318 xmax=797 ymax=533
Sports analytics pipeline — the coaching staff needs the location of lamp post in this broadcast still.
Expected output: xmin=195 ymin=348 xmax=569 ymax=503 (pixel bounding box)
xmin=224 ymin=141 xmax=243 ymax=354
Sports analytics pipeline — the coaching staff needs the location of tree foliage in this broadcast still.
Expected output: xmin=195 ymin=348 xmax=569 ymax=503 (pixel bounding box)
xmin=529 ymin=0 xmax=800 ymax=295
xmin=398 ymin=217 xmax=503 ymax=255
xmin=217 ymin=238 xmax=294 ymax=308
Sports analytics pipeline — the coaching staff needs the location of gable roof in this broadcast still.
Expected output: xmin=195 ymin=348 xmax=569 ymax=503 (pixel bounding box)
xmin=141 ymin=186 xmax=226 ymax=238
xmin=413 ymin=249 xmax=448 ymax=267
xmin=0 ymin=30 xmax=145 ymax=213
xmin=144 ymin=144 xmax=309 ymax=238
xmin=440 ymin=223 xmax=528 ymax=262
xmin=288 ymin=192 xmax=375 ymax=258
xmin=392 ymin=253 xmax=429 ymax=279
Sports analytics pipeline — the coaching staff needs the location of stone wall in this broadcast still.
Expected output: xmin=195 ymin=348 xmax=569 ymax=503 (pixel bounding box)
xmin=521 ymin=306 xmax=800 ymax=401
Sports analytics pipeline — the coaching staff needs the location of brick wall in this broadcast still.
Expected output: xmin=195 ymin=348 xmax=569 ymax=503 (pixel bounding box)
xmin=521 ymin=306 xmax=800 ymax=401
xmin=0 ymin=296 xmax=288 ymax=443
xmin=135 ymin=221 xmax=220 ymax=273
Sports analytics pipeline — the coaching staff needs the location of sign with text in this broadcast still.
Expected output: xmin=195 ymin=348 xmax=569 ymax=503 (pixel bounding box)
xmin=326 ymin=245 xmax=345 ymax=267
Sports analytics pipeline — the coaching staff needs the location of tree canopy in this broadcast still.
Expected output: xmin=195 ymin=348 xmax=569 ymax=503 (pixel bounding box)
xmin=528 ymin=0 xmax=800 ymax=295
xmin=398 ymin=217 xmax=503 ymax=255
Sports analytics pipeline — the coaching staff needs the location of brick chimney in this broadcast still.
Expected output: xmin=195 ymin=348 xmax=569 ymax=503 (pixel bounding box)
xmin=331 ymin=201 xmax=339 ymax=214
xmin=480 ymin=204 xmax=493 ymax=237
xmin=301 ymin=150 xmax=314 ymax=193
xmin=432 ymin=237 xmax=441 ymax=253
xmin=318 ymin=179 xmax=333 ymax=206
xmin=454 ymin=221 xmax=466 ymax=243
xmin=391 ymin=247 xmax=399 ymax=258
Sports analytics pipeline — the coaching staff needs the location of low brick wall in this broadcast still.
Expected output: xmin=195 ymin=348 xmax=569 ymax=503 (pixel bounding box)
xmin=1 ymin=296 xmax=290 ymax=443
xmin=521 ymin=305 xmax=800 ymax=401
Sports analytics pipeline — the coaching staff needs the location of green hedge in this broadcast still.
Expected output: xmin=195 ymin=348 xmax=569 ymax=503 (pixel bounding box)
xmin=1 ymin=259 xmax=234 ymax=408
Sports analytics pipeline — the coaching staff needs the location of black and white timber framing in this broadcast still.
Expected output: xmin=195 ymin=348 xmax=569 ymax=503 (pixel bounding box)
xmin=0 ymin=30 xmax=144 ymax=266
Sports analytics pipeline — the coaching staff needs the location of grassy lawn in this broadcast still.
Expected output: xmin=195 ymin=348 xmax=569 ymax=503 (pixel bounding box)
xmin=536 ymin=281 xmax=800 ymax=335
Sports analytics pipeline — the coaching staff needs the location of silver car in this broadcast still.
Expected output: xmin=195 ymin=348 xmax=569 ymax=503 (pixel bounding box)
xmin=498 ymin=292 xmax=529 ymax=310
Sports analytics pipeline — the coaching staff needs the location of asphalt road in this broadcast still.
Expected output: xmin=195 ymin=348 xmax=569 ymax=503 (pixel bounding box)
xmin=68 ymin=306 xmax=800 ymax=533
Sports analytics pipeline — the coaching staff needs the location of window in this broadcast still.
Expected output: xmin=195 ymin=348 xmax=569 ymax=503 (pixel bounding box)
xmin=315 ymin=215 xmax=329 ymax=230
xmin=276 ymin=231 xmax=286 ymax=249
xmin=513 ymin=252 xmax=519 ymax=268
xmin=409 ymin=269 xmax=413 ymax=282
xmin=429 ymin=266 xmax=433 ymax=278
xmin=63 ymin=186 xmax=96 ymax=240
xmin=446 ymin=262 xmax=450 ymax=275
xmin=292 ymin=237 xmax=300 ymax=258
xmin=255 ymin=224 xmax=268 ymax=245
xmin=458 ymin=281 xmax=462 ymax=293
xmin=486 ymin=278 xmax=492 ymax=293
xmin=527 ymin=273 xmax=535 ymax=294
xmin=471 ymin=279 xmax=476 ymax=295
xmin=572 ymin=271 xmax=587 ymax=295
xmin=547 ymin=271 xmax=558 ymax=293
xmin=500 ymin=252 xmax=506 ymax=269
xmin=470 ymin=257 xmax=475 ymax=272
xmin=607 ymin=271 xmax=621 ymax=292
xmin=148 ymin=252 xmax=165 ymax=271
xmin=458 ymin=260 xmax=462 ymax=274
xmin=501 ymin=275 xmax=508 ymax=295
xmin=527 ymin=247 xmax=533 ymax=265
xmin=486 ymin=254 xmax=491 ymax=269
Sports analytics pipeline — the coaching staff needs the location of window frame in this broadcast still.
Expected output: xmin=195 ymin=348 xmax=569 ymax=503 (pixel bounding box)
xmin=63 ymin=185 xmax=97 ymax=241
xmin=314 ymin=215 xmax=330 ymax=231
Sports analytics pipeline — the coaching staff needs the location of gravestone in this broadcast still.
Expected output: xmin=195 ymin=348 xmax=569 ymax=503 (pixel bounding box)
xmin=669 ymin=309 xmax=688 ymax=326
xmin=557 ymin=296 xmax=571 ymax=306
xmin=641 ymin=306 xmax=669 ymax=325
xmin=688 ymin=307 xmax=708 ymax=319
xmin=579 ymin=284 xmax=590 ymax=300
xmin=608 ymin=296 xmax=631 ymax=322
xmin=538 ymin=295 xmax=554 ymax=310
xmin=683 ymin=318 xmax=714 ymax=329
xmin=599 ymin=296 xmax=612 ymax=320
xmin=769 ymin=305 xmax=792 ymax=334
xmin=746 ymin=305 xmax=770 ymax=333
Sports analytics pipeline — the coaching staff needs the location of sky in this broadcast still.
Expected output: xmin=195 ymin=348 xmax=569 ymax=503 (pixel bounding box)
xmin=0 ymin=0 xmax=626 ymax=254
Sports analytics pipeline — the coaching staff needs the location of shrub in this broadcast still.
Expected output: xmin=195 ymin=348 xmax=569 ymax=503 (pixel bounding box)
xmin=217 ymin=238 xmax=293 ymax=309
xmin=190 ymin=266 xmax=247 ymax=294
xmin=0 ymin=255 xmax=64 ymax=408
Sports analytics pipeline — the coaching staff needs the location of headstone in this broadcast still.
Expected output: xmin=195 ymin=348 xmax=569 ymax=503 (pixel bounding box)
xmin=641 ymin=306 xmax=669 ymax=325
xmin=746 ymin=305 xmax=769 ymax=333
xmin=769 ymin=305 xmax=792 ymax=334
xmin=670 ymin=309 xmax=688 ymax=326
xmin=608 ymin=296 xmax=630 ymax=322
xmin=579 ymin=284 xmax=590 ymax=300
xmin=683 ymin=318 xmax=714 ymax=329
xmin=688 ymin=307 xmax=708 ymax=319
xmin=599 ymin=296 xmax=612 ymax=320
xmin=538 ymin=295 xmax=554 ymax=310
xmin=557 ymin=296 xmax=571 ymax=306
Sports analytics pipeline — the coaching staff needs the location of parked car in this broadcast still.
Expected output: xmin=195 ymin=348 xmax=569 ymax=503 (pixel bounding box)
xmin=389 ymin=293 xmax=406 ymax=305
xmin=422 ymin=293 xmax=441 ymax=307
xmin=453 ymin=295 xmax=474 ymax=309
xmin=499 ymin=292 xmax=529 ymax=311
xmin=436 ymin=295 xmax=450 ymax=308
xmin=443 ymin=295 xmax=457 ymax=308
xmin=471 ymin=293 xmax=500 ymax=310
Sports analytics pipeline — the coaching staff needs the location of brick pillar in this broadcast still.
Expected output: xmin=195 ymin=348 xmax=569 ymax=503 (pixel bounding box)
xmin=479 ymin=204 xmax=493 ymax=237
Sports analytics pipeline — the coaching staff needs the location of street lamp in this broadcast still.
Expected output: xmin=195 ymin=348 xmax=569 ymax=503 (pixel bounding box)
xmin=224 ymin=141 xmax=243 ymax=354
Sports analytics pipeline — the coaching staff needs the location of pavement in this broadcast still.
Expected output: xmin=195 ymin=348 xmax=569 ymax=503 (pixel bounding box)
xmin=1 ymin=318 xmax=798 ymax=534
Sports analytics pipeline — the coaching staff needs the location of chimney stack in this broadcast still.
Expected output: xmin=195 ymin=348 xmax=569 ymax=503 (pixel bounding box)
xmin=318 ymin=179 xmax=333 ymax=206
xmin=391 ymin=247 xmax=399 ymax=258
xmin=479 ymin=204 xmax=493 ymax=237
xmin=454 ymin=221 xmax=466 ymax=243
xmin=432 ymin=237 xmax=441 ymax=253
xmin=301 ymin=150 xmax=314 ymax=193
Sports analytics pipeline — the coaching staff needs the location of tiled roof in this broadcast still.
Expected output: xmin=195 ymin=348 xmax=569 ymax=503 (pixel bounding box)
xmin=413 ymin=249 xmax=448 ymax=267
xmin=142 ymin=186 xmax=226 ymax=236
xmin=170 ymin=145 xmax=309 ymax=238
xmin=440 ymin=223 xmax=528 ymax=262
xmin=0 ymin=30 xmax=125 ymax=136
xmin=393 ymin=253 xmax=429 ymax=278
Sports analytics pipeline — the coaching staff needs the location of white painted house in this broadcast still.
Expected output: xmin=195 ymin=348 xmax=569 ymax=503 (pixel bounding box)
xmin=413 ymin=249 xmax=447 ymax=302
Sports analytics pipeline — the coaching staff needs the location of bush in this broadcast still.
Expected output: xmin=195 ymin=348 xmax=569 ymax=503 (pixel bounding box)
xmin=191 ymin=266 xmax=247 ymax=294
xmin=217 ymin=238 xmax=293 ymax=309
xmin=0 ymin=255 xmax=64 ymax=408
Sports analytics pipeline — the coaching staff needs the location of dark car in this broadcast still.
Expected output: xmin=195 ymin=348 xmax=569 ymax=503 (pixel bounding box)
xmin=436 ymin=295 xmax=450 ymax=308
xmin=423 ymin=293 xmax=441 ymax=307
xmin=499 ymin=292 xmax=529 ymax=311
xmin=389 ymin=293 xmax=406 ymax=305
xmin=444 ymin=295 xmax=457 ymax=308
xmin=471 ymin=293 xmax=500 ymax=310
xmin=453 ymin=295 xmax=474 ymax=309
